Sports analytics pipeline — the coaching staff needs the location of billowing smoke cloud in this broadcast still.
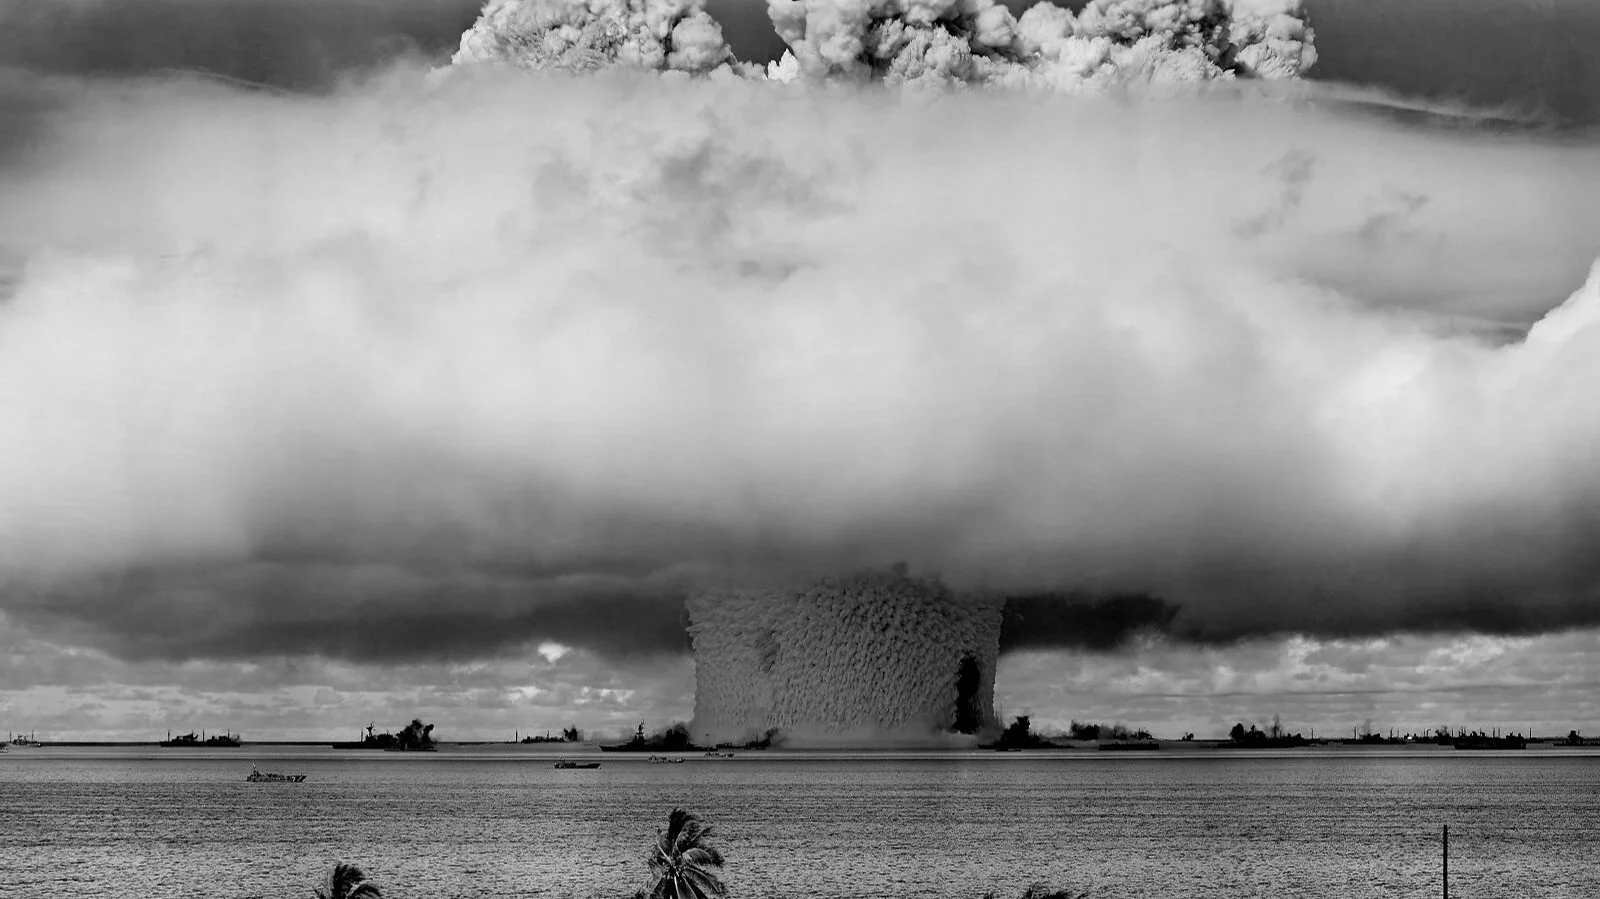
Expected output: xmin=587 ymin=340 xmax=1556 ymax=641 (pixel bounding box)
xmin=763 ymin=0 xmax=1316 ymax=86
xmin=2 ymin=29 xmax=1600 ymax=669
xmin=452 ymin=0 xmax=739 ymax=74
xmin=456 ymin=1 xmax=1318 ymax=87
xmin=5 ymin=1 xmax=1600 ymax=122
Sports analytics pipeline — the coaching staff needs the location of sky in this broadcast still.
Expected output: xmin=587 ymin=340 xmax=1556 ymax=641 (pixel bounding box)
xmin=3 ymin=1 xmax=1600 ymax=743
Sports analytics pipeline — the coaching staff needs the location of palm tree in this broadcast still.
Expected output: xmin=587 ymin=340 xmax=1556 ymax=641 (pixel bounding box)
xmin=1020 ymin=886 xmax=1088 ymax=899
xmin=312 ymin=862 xmax=382 ymax=899
xmin=981 ymin=885 xmax=1089 ymax=899
xmin=635 ymin=808 xmax=727 ymax=899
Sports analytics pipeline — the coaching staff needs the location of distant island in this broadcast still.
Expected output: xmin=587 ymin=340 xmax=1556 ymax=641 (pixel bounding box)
xmin=333 ymin=720 xmax=437 ymax=751
xmin=1212 ymin=719 xmax=1553 ymax=750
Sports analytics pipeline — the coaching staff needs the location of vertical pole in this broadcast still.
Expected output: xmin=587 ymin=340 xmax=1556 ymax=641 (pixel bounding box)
xmin=1443 ymin=824 xmax=1449 ymax=899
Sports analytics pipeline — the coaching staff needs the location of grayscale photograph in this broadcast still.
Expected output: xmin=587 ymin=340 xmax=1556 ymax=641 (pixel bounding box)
xmin=1 ymin=1 xmax=1597 ymax=897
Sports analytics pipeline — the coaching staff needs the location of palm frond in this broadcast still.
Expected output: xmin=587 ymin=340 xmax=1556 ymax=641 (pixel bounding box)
xmin=1019 ymin=884 xmax=1088 ymax=899
xmin=639 ymin=809 xmax=727 ymax=899
xmin=677 ymin=818 xmax=712 ymax=848
xmin=642 ymin=873 xmax=675 ymax=899
xmin=680 ymin=865 xmax=728 ymax=898
xmin=663 ymin=808 xmax=691 ymax=849
xmin=314 ymin=862 xmax=378 ymax=899
xmin=680 ymin=846 xmax=725 ymax=869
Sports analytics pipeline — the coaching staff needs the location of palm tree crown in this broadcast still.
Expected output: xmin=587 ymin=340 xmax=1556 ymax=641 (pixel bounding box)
xmin=313 ymin=862 xmax=383 ymax=899
xmin=636 ymin=808 xmax=727 ymax=899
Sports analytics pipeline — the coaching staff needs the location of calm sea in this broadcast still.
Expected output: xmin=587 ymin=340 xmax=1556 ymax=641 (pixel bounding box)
xmin=1 ymin=745 xmax=1596 ymax=899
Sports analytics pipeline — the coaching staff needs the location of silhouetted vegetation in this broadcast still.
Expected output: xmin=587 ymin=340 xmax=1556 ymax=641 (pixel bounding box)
xmin=313 ymin=863 xmax=382 ymax=899
xmin=1225 ymin=716 xmax=1314 ymax=748
xmin=636 ymin=808 xmax=726 ymax=899
xmin=984 ymin=715 xmax=1064 ymax=750
xmin=316 ymin=809 xmax=1095 ymax=899
xmin=1069 ymin=721 xmax=1151 ymax=741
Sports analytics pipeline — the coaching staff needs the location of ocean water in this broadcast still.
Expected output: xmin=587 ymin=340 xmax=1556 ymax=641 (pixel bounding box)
xmin=1 ymin=746 xmax=1597 ymax=899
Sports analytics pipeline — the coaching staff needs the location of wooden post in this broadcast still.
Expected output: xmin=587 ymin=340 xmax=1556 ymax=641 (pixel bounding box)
xmin=1443 ymin=824 xmax=1449 ymax=899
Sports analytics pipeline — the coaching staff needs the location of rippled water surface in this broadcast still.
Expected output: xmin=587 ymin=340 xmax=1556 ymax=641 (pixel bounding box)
xmin=2 ymin=746 xmax=1598 ymax=898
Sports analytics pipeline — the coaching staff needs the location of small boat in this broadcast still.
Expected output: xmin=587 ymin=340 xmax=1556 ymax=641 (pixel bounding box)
xmin=648 ymin=755 xmax=685 ymax=764
xmin=554 ymin=759 xmax=601 ymax=769
xmin=245 ymin=765 xmax=307 ymax=783
xmin=702 ymin=750 xmax=735 ymax=759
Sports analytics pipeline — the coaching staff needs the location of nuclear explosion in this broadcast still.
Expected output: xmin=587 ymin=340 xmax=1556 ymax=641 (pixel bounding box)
xmin=446 ymin=0 xmax=1324 ymax=743
xmin=686 ymin=570 xmax=1006 ymax=742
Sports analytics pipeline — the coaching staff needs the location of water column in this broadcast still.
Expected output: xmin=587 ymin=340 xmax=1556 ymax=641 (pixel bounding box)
xmin=686 ymin=569 xmax=1005 ymax=743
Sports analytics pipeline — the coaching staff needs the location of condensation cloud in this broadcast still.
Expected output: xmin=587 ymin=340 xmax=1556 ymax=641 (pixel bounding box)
xmin=1 ymin=3 xmax=1600 ymax=670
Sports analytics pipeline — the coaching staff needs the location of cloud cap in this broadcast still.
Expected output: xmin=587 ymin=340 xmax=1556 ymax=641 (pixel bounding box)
xmin=3 ymin=61 xmax=1600 ymax=665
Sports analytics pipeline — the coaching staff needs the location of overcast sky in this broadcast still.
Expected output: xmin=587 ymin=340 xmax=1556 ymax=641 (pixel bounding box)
xmin=3 ymin=2 xmax=1600 ymax=743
